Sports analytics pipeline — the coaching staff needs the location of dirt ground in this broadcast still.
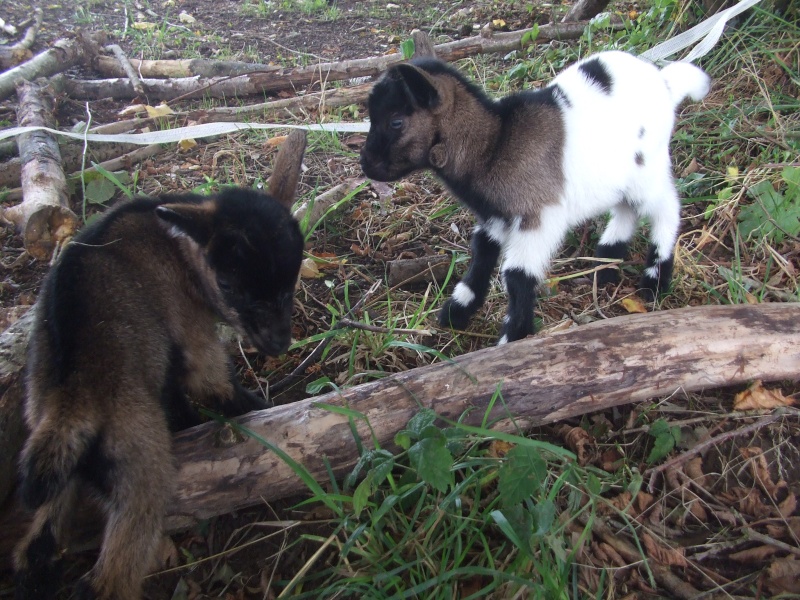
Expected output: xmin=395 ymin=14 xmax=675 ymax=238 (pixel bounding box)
xmin=1 ymin=0 xmax=799 ymax=598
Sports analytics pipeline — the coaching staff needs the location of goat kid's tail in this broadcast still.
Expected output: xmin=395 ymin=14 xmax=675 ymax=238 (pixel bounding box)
xmin=660 ymin=61 xmax=711 ymax=106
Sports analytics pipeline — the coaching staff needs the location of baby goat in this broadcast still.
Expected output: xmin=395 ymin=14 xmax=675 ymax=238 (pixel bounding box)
xmin=14 ymin=130 xmax=307 ymax=600
xmin=360 ymin=52 xmax=710 ymax=344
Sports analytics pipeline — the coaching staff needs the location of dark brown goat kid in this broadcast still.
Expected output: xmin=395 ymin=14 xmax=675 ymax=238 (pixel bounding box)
xmin=13 ymin=131 xmax=307 ymax=600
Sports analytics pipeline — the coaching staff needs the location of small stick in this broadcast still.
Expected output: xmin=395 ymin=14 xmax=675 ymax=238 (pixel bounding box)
xmin=105 ymin=44 xmax=145 ymax=96
xmin=744 ymin=528 xmax=800 ymax=558
xmin=10 ymin=8 xmax=44 ymax=52
xmin=645 ymin=409 xmax=787 ymax=493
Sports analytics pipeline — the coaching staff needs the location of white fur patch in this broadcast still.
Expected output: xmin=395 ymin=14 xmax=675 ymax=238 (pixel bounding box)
xmin=498 ymin=334 xmax=509 ymax=345
xmin=644 ymin=265 xmax=660 ymax=279
xmin=598 ymin=203 xmax=639 ymax=246
xmin=452 ymin=282 xmax=476 ymax=307
xmin=483 ymin=217 xmax=507 ymax=244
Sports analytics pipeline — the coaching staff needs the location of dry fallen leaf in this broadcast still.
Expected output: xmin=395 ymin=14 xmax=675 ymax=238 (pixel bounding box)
xmin=621 ymin=296 xmax=647 ymax=314
xmin=178 ymin=10 xmax=196 ymax=23
xmin=132 ymin=21 xmax=156 ymax=30
xmin=299 ymin=257 xmax=320 ymax=279
xmin=265 ymin=135 xmax=288 ymax=148
xmin=556 ymin=425 xmax=592 ymax=466
xmin=765 ymin=557 xmax=800 ymax=595
xmin=740 ymin=446 xmax=787 ymax=500
xmin=145 ymin=103 xmax=175 ymax=118
xmin=733 ymin=380 xmax=795 ymax=410
xmin=642 ymin=531 xmax=688 ymax=567
xmin=729 ymin=544 xmax=778 ymax=562
xmin=177 ymin=138 xmax=197 ymax=151
xmin=487 ymin=439 xmax=514 ymax=458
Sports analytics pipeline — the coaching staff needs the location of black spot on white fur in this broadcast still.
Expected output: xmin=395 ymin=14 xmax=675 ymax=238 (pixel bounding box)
xmin=635 ymin=152 xmax=645 ymax=166
xmin=578 ymin=58 xmax=613 ymax=94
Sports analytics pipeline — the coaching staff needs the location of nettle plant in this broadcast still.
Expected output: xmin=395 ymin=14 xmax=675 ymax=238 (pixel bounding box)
xmin=233 ymin=399 xmax=629 ymax=598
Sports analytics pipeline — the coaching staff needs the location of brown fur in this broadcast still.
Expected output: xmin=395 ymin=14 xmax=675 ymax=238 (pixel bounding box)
xmin=14 ymin=131 xmax=307 ymax=600
xmin=360 ymin=60 xmax=565 ymax=229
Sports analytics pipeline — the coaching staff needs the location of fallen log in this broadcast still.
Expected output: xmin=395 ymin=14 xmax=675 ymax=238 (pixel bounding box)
xmin=72 ymin=20 xmax=616 ymax=101
xmin=0 ymin=31 xmax=104 ymax=102
xmin=0 ymin=303 xmax=798 ymax=563
xmin=0 ymin=141 xmax=142 ymax=189
xmin=1 ymin=80 xmax=79 ymax=261
xmin=166 ymin=303 xmax=800 ymax=521
xmin=0 ymin=8 xmax=43 ymax=70
xmin=562 ymin=0 xmax=612 ymax=22
xmin=1 ymin=144 xmax=165 ymax=203
xmin=0 ymin=309 xmax=33 ymax=511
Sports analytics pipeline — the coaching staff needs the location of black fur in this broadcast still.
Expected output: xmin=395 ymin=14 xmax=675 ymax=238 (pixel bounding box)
xmin=14 ymin=132 xmax=307 ymax=600
xmin=439 ymin=228 xmax=502 ymax=329
xmin=14 ymin=522 xmax=61 ymax=600
xmin=635 ymin=152 xmax=645 ymax=166
xmin=641 ymin=245 xmax=675 ymax=301
xmin=501 ymin=269 xmax=539 ymax=343
xmin=578 ymin=58 xmax=613 ymax=94
xmin=595 ymin=241 xmax=629 ymax=285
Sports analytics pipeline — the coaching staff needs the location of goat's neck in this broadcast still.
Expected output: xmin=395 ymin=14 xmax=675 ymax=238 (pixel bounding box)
xmin=436 ymin=94 xmax=502 ymax=181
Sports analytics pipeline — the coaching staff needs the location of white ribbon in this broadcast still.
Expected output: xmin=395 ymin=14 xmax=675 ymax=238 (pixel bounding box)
xmin=0 ymin=120 xmax=371 ymax=145
xmin=640 ymin=0 xmax=764 ymax=63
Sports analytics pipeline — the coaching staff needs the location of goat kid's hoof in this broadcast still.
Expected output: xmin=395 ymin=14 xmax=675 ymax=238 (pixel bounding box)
xmin=438 ymin=300 xmax=472 ymax=331
xmin=595 ymin=268 xmax=621 ymax=286
xmin=497 ymin=322 xmax=534 ymax=345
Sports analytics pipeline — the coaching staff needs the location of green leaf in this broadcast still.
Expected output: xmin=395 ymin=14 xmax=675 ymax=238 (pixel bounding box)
xmin=532 ymin=499 xmax=556 ymax=536
xmin=491 ymin=507 xmax=532 ymax=557
xmin=401 ymin=38 xmax=415 ymax=60
xmin=498 ymin=445 xmax=547 ymax=507
xmin=394 ymin=430 xmax=412 ymax=450
xmin=408 ymin=436 xmax=454 ymax=493
xmin=370 ymin=451 xmax=395 ymax=486
xmin=352 ymin=476 xmax=371 ymax=517
xmin=407 ymin=409 xmax=437 ymax=437
xmin=305 ymin=376 xmax=335 ymax=394
xmin=84 ymin=176 xmax=116 ymax=205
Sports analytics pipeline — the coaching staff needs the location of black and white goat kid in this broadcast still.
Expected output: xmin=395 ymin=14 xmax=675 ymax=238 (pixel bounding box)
xmin=360 ymin=52 xmax=710 ymax=344
xmin=14 ymin=130 xmax=307 ymax=600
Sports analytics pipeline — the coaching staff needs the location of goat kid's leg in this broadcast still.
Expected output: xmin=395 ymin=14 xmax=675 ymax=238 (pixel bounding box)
xmin=640 ymin=189 xmax=680 ymax=301
xmin=439 ymin=222 xmax=503 ymax=330
xmin=14 ymin=481 xmax=79 ymax=600
xmin=497 ymin=222 xmax=562 ymax=344
xmin=77 ymin=413 xmax=173 ymax=600
xmin=596 ymin=202 xmax=638 ymax=285
xmin=184 ymin=339 xmax=270 ymax=415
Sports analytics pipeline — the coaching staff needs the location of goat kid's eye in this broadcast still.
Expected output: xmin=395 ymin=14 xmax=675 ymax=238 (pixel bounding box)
xmin=390 ymin=118 xmax=403 ymax=130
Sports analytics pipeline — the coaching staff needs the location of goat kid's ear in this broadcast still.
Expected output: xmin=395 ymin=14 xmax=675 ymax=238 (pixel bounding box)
xmin=268 ymin=129 xmax=307 ymax=209
xmin=155 ymin=201 xmax=215 ymax=245
xmin=394 ymin=63 xmax=439 ymax=109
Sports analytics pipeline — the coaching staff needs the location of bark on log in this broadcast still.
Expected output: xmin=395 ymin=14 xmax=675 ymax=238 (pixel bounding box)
xmin=0 ymin=142 xmax=142 ymax=189
xmin=1 ymin=81 xmax=79 ymax=261
xmin=562 ymin=0 xmax=613 ymax=22
xmin=166 ymin=304 xmax=799 ymax=521
xmin=1 ymin=144 xmax=165 ymax=203
xmin=72 ymin=21 xmax=614 ymax=101
xmin=0 ymin=32 xmax=104 ymax=102
xmin=0 ymin=303 xmax=798 ymax=563
xmin=0 ymin=308 xmax=33 ymax=509
xmin=0 ymin=8 xmax=42 ymax=71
